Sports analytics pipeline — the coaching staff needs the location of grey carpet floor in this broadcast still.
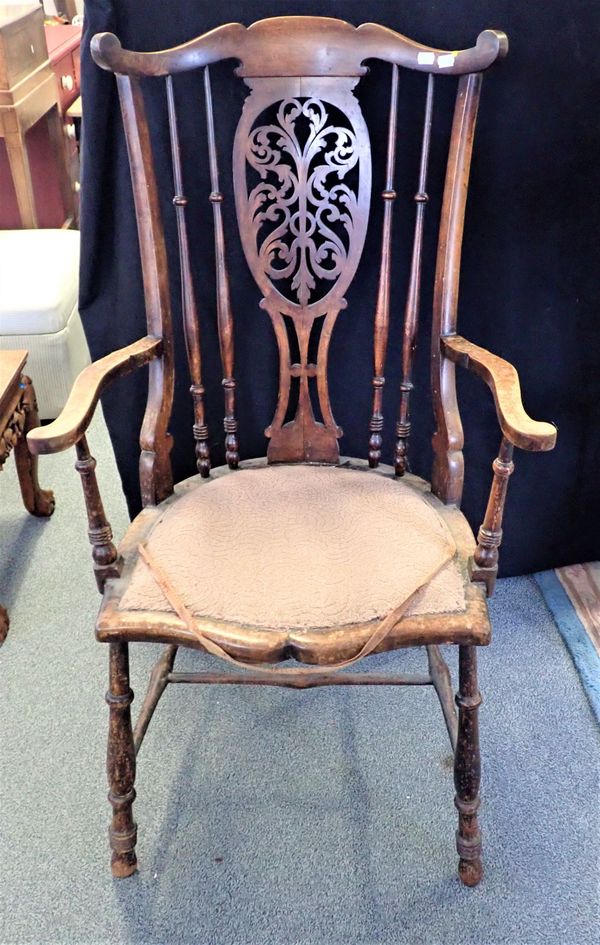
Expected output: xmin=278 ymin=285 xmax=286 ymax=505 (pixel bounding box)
xmin=0 ymin=413 xmax=598 ymax=945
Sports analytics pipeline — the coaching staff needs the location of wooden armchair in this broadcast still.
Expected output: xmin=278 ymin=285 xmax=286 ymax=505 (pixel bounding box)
xmin=28 ymin=16 xmax=556 ymax=885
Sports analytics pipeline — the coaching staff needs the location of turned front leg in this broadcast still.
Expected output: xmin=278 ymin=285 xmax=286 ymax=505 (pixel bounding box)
xmin=106 ymin=641 xmax=138 ymax=878
xmin=454 ymin=644 xmax=483 ymax=886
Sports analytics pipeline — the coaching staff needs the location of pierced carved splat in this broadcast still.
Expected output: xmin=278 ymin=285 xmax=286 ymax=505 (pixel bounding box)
xmin=234 ymin=77 xmax=371 ymax=463
xmin=246 ymin=97 xmax=360 ymax=307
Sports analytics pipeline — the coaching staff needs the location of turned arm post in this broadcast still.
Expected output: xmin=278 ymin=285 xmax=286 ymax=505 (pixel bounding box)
xmin=470 ymin=436 xmax=515 ymax=595
xmin=27 ymin=337 xmax=163 ymax=593
xmin=75 ymin=435 xmax=120 ymax=591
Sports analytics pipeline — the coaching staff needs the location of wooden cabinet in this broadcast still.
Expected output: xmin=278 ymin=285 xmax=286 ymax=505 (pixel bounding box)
xmin=45 ymin=23 xmax=81 ymax=112
xmin=0 ymin=5 xmax=79 ymax=229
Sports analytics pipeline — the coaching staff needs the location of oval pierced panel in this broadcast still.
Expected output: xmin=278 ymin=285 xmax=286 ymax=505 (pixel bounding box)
xmin=234 ymin=79 xmax=372 ymax=315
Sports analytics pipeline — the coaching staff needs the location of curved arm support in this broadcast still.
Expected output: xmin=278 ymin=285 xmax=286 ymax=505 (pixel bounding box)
xmin=91 ymin=20 xmax=507 ymax=78
xmin=441 ymin=335 xmax=556 ymax=452
xmin=27 ymin=336 xmax=162 ymax=456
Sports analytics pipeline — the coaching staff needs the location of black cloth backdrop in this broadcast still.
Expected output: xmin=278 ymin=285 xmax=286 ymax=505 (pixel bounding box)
xmin=79 ymin=0 xmax=600 ymax=576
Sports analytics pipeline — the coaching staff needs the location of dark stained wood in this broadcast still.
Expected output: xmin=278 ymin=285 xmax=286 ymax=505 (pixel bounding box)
xmin=441 ymin=335 xmax=557 ymax=451
xmin=116 ymin=74 xmax=174 ymax=506
xmin=427 ymin=642 xmax=458 ymax=750
xmin=27 ymin=336 xmax=162 ymax=456
xmin=431 ymin=73 xmax=483 ymax=506
xmin=33 ymin=15 xmax=556 ymax=887
xmin=395 ymin=74 xmax=435 ymax=476
xmin=133 ymin=644 xmax=177 ymax=754
xmin=368 ymin=64 xmax=399 ymax=468
xmin=204 ymin=66 xmax=239 ymax=469
xmin=166 ymin=76 xmax=210 ymax=477
xmin=233 ymin=78 xmax=371 ymax=463
xmin=74 ymin=435 xmax=120 ymax=592
xmin=166 ymin=670 xmax=433 ymax=689
xmin=470 ymin=437 xmax=515 ymax=596
xmin=91 ymin=19 xmax=507 ymax=79
xmin=454 ymin=644 xmax=483 ymax=886
xmin=106 ymin=641 xmax=137 ymax=877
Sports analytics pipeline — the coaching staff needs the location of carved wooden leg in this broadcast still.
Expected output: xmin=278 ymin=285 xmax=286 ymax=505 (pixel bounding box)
xmin=454 ymin=644 xmax=483 ymax=886
xmin=13 ymin=376 xmax=55 ymax=517
xmin=106 ymin=641 xmax=138 ymax=878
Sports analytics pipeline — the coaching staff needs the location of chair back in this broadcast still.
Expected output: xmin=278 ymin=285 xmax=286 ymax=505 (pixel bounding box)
xmin=91 ymin=16 xmax=507 ymax=504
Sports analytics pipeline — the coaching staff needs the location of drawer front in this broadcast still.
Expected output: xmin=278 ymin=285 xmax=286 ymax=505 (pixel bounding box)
xmin=52 ymin=51 xmax=79 ymax=112
xmin=0 ymin=12 xmax=47 ymax=91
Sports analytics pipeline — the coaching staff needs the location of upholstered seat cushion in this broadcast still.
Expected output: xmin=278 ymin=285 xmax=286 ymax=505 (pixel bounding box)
xmin=0 ymin=229 xmax=79 ymax=334
xmin=120 ymin=464 xmax=466 ymax=631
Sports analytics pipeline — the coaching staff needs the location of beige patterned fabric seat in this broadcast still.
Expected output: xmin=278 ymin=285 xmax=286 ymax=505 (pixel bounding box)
xmin=120 ymin=464 xmax=467 ymax=632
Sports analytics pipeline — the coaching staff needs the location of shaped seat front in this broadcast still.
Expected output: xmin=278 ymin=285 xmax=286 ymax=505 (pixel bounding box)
xmin=97 ymin=462 xmax=490 ymax=662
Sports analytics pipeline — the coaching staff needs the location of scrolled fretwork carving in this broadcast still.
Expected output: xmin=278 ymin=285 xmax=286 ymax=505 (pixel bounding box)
xmin=246 ymin=97 xmax=359 ymax=307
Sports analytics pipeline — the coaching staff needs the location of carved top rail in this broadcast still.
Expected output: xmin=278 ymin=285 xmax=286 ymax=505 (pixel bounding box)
xmin=91 ymin=17 xmax=507 ymax=78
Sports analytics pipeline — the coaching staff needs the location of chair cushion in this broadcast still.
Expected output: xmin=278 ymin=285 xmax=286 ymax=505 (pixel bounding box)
xmin=120 ymin=465 xmax=466 ymax=631
xmin=0 ymin=230 xmax=79 ymax=335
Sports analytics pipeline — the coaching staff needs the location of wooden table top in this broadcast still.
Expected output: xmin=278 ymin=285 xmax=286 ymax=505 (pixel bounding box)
xmin=0 ymin=349 xmax=27 ymax=415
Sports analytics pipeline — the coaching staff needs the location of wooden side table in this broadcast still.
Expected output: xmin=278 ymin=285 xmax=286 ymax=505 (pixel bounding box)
xmin=0 ymin=4 xmax=75 ymax=228
xmin=0 ymin=350 xmax=55 ymax=643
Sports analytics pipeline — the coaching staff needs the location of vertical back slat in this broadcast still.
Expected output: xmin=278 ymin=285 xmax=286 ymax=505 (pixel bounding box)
xmin=166 ymin=75 xmax=211 ymax=477
xmin=116 ymin=74 xmax=174 ymax=505
xmin=395 ymin=73 xmax=435 ymax=476
xmin=368 ymin=64 xmax=399 ymax=467
xmin=431 ymin=73 xmax=483 ymax=504
xmin=204 ymin=65 xmax=239 ymax=469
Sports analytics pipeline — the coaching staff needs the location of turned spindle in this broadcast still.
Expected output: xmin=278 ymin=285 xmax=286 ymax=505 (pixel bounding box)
xmin=368 ymin=64 xmax=399 ymax=467
xmin=470 ymin=436 xmax=515 ymax=595
xmin=166 ymin=75 xmax=211 ymax=477
xmin=395 ymin=74 xmax=434 ymax=475
xmin=205 ymin=66 xmax=239 ymax=469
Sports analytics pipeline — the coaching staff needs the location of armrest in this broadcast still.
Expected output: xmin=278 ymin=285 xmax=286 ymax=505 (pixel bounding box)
xmin=441 ymin=335 xmax=556 ymax=452
xmin=27 ymin=336 xmax=162 ymax=455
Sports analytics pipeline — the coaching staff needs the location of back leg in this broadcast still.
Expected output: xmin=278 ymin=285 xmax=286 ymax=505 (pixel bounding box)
xmin=454 ymin=644 xmax=483 ymax=886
